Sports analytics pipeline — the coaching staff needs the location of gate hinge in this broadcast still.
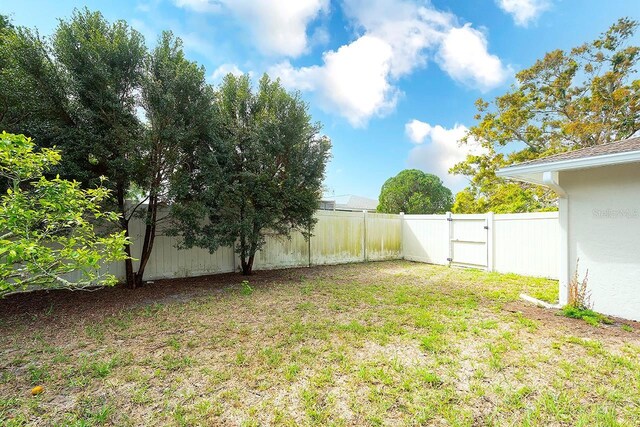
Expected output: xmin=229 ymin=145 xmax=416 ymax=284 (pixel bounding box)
xmin=446 ymin=217 xmax=453 ymax=222
xmin=446 ymin=257 xmax=452 ymax=262
xmin=483 ymin=225 xmax=489 ymax=229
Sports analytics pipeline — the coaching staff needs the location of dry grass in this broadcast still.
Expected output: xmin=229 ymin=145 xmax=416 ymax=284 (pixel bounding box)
xmin=1 ymin=261 xmax=639 ymax=426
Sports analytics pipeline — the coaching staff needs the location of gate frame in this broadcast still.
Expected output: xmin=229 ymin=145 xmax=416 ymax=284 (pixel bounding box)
xmin=446 ymin=211 xmax=495 ymax=272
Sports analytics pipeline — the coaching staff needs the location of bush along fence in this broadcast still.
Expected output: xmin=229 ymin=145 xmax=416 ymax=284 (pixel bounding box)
xmin=97 ymin=209 xmax=559 ymax=283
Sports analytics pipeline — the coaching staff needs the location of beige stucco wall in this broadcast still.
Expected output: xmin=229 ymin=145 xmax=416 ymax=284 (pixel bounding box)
xmin=560 ymin=162 xmax=640 ymax=321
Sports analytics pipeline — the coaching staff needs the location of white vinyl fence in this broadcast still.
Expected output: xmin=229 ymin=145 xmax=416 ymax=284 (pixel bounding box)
xmin=117 ymin=209 xmax=402 ymax=282
xmin=402 ymin=212 xmax=559 ymax=279
xmin=103 ymin=209 xmax=558 ymax=282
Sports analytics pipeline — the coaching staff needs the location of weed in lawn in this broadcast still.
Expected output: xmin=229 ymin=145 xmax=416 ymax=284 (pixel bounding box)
xmin=514 ymin=312 xmax=539 ymax=330
xmin=84 ymin=324 xmax=105 ymax=343
xmin=559 ymin=261 xmax=615 ymax=326
xmin=561 ymin=306 xmax=613 ymax=326
xmin=132 ymin=383 xmax=152 ymax=405
xmin=235 ymin=350 xmax=248 ymax=366
xmin=505 ymin=386 xmax=534 ymax=409
xmin=162 ymin=354 xmax=193 ymax=371
xmin=415 ymin=367 xmax=443 ymax=387
xmin=297 ymin=301 xmax=316 ymax=312
xmin=91 ymin=361 xmax=112 ymax=378
xmin=260 ymin=347 xmax=282 ymax=367
xmin=143 ymin=303 xmax=163 ymax=317
xmin=27 ymin=364 xmax=50 ymax=384
xmin=419 ymin=333 xmax=446 ymax=353
xmin=301 ymin=387 xmax=332 ymax=425
xmin=284 ymin=363 xmax=300 ymax=381
xmin=240 ymin=280 xmax=253 ymax=296
xmin=87 ymin=403 xmax=113 ymax=425
xmin=167 ymin=336 xmax=181 ymax=351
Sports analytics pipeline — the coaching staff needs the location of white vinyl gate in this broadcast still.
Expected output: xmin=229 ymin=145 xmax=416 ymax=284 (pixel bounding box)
xmin=447 ymin=213 xmax=489 ymax=269
xmin=402 ymin=211 xmax=558 ymax=278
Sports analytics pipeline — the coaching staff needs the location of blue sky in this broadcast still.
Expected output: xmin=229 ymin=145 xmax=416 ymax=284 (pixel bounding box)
xmin=2 ymin=0 xmax=639 ymax=200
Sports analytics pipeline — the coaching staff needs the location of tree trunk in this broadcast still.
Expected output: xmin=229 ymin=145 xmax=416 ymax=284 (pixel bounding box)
xmin=117 ymin=182 xmax=135 ymax=288
xmin=241 ymin=253 xmax=255 ymax=275
xmin=123 ymin=226 xmax=135 ymax=288
xmin=238 ymin=234 xmax=255 ymax=275
xmin=241 ymin=235 xmax=258 ymax=276
xmin=241 ymin=261 xmax=252 ymax=275
xmin=135 ymin=192 xmax=158 ymax=288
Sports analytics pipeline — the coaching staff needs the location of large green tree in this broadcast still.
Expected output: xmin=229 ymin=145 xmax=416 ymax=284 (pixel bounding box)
xmin=0 ymin=132 xmax=128 ymax=297
xmin=133 ymin=31 xmax=215 ymax=287
xmin=171 ymin=74 xmax=331 ymax=275
xmin=377 ymin=169 xmax=453 ymax=214
xmin=452 ymin=18 xmax=640 ymax=213
xmin=1 ymin=10 xmax=151 ymax=287
xmin=51 ymin=10 xmax=146 ymax=286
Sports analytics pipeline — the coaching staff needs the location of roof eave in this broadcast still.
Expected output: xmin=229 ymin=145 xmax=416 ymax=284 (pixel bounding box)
xmin=496 ymin=149 xmax=640 ymax=182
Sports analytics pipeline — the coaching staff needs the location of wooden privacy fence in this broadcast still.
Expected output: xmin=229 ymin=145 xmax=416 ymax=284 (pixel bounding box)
xmin=101 ymin=209 xmax=559 ymax=282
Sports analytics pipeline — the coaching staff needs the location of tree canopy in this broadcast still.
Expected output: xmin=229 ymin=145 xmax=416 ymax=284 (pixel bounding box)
xmin=451 ymin=18 xmax=640 ymax=213
xmin=377 ymin=169 xmax=453 ymax=214
xmin=0 ymin=132 xmax=128 ymax=296
xmin=1 ymin=9 xmax=147 ymax=286
xmin=171 ymin=74 xmax=331 ymax=275
xmin=3 ymin=9 xmax=333 ymax=283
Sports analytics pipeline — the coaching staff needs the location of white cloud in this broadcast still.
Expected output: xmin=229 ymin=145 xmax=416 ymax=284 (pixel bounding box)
xmin=272 ymin=0 xmax=510 ymax=126
xmin=173 ymin=0 xmax=329 ymax=57
xmin=271 ymin=35 xmax=399 ymax=127
xmin=210 ymin=63 xmax=244 ymax=82
xmin=406 ymin=120 xmax=486 ymax=190
xmin=405 ymin=119 xmax=431 ymax=144
xmin=342 ymin=0 xmax=453 ymax=78
xmin=496 ymin=0 xmax=550 ymax=26
xmin=437 ymin=24 xmax=512 ymax=91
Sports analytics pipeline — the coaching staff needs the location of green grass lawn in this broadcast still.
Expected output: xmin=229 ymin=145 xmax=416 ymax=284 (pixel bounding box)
xmin=0 ymin=261 xmax=638 ymax=426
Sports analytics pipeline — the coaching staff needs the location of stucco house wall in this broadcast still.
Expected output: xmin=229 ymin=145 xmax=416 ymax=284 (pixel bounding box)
xmin=560 ymin=163 xmax=640 ymax=321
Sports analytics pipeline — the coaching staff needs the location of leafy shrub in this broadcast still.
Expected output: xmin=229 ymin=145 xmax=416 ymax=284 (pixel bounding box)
xmin=0 ymin=132 xmax=128 ymax=296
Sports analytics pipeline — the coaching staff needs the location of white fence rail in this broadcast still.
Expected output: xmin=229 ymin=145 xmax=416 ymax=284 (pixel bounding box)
xmin=95 ymin=209 xmax=559 ymax=283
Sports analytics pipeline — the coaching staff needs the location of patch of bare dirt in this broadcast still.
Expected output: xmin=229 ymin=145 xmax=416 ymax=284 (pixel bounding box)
xmin=503 ymin=300 xmax=640 ymax=340
xmin=0 ymin=265 xmax=323 ymax=328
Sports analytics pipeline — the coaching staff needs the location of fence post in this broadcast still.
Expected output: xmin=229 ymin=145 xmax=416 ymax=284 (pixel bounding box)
xmin=486 ymin=211 xmax=495 ymax=272
xmin=446 ymin=211 xmax=453 ymax=265
xmin=399 ymin=212 xmax=405 ymax=260
xmin=363 ymin=210 xmax=368 ymax=262
xmin=308 ymin=221 xmax=312 ymax=268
